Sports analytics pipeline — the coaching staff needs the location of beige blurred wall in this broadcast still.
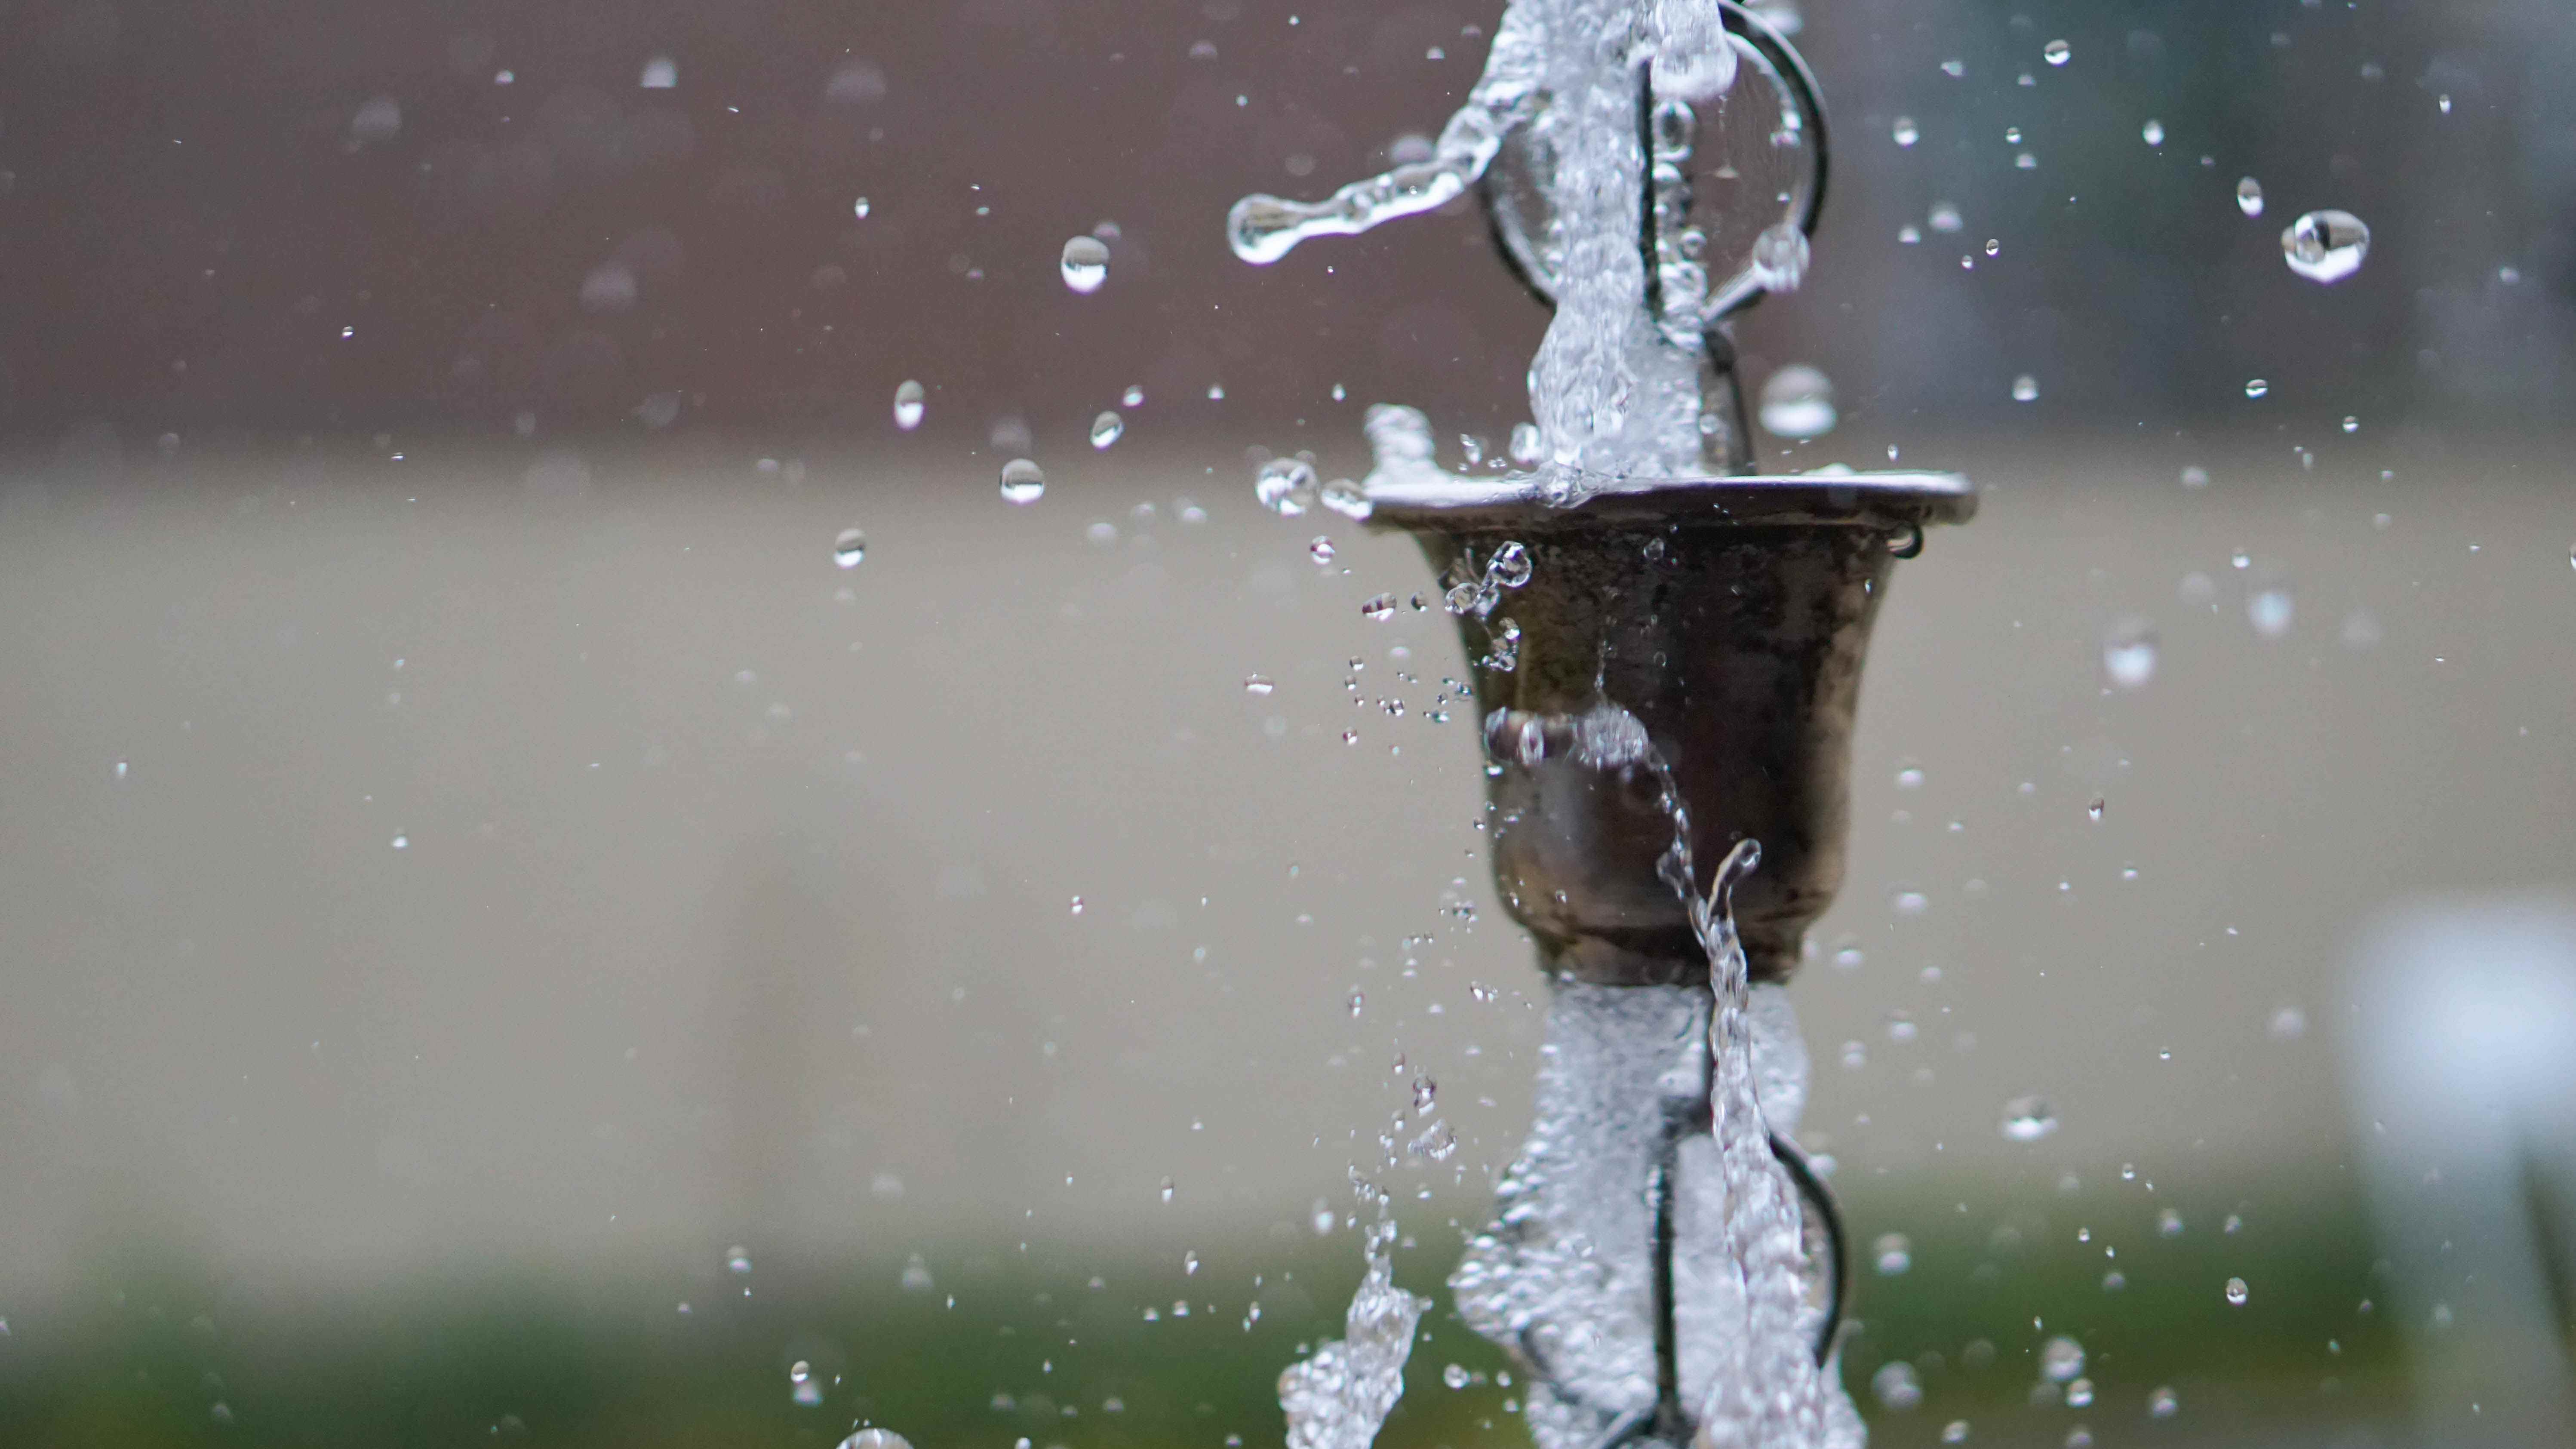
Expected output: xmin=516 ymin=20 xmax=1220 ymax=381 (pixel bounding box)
xmin=2 ymin=432 xmax=2570 ymax=1300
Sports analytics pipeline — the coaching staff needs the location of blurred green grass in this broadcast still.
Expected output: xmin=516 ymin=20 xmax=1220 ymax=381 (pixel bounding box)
xmin=0 ymin=1175 xmax=2408 ymax=1449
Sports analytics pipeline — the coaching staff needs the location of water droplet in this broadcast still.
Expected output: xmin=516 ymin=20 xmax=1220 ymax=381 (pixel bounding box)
xmin=390 ymin=834 xmax=409 ymax=850
xmin=1892 ymin=888 xmax=1929 ymax=916
xmin=1758 ymin=364 xmax=1838 ymax=439
xmin=1750 ymin=221 xmax=1811 ymax=292
xmin=790 ymin=1360 xmax=812 ymax=1384
xmin=1060 ymin=235 xmax=1110 ymax=293
xmin=639 ymin=55 xmax=678 ymax=89
xmin=2225 ymin=1277 xmax=2250 ymax=1306
xmin=1361 ymin=593 xmax=1398 ymax=621
xmin=1929 ymin=202 xmax=1963 ymax=234
xmin=2282 ymin=210 xmax=2370 ymax=283
xmin=2086 ymin=797 xmax=2104 ymax=822
xmin=1940 ymin=58 xmax=1965 ymax=78
xmin=1159 ymin=1176 xmax=1177 ymax=1202
xmin=1942 ymin=1422 xmax=1970 ymax=1444
xmin=726 ymin=1246 xmax=752 ymax=1273
xmin=1895 ymin=766 xmax=1924 ymax=790
xmin=1412 ymin=1074 xmax=1437 ymax=1113
xmin=2147 ymin=1387 xmax=2179 ymax=1419
xmin=2044 ymin=38 xmax=2072 ymax=66
xmin=1183 ymin=1250 xmax=1200 ymax=1275
xmin=2159 ymin=1208 xmax=2186 ymax=1238
xmin=2041 ymin=1336 xmax=2086 ymax=1382
xmin=1442 ymin=1363 xmax=1471 ymax=1390
xmin=1315 ymin=478 xmax=1371 ymax=521
xmin=2001 ymin=1095 xmax=2060 ymax=1141
xmin=2066 ymin=1378 xmax=2094 ymax=1408
xmin=1984 ymin=237 xmax=2002 ymax=257
xmin=1507 ymin=422 xmax=1541 ymax=466
xmin=2236 ymin=176 xmax=2265 ymax=217
xmin=853 ymin=197 xmax=871 ymax=218
xmin=2181 ymin=465 xmax=2210 ymax=488
xmin=893 ymin=380 xmax=925 ymax=430
xmin=1348 ymin=989 xmax=1365 ymax=1017
xmin=1255 ymin=458 xmax=1318 ymax=515
xmin=1873 ymin=1233 xmax=1913 ymax=1275
xmin=2244 ymin=378 xmax=2270 ymax=399
xmin=1090 ymin=412 xmax=1124 ymax=449
xmin=2012 ymin=374 xmax=2040 ymax=403
xmin=1244 ymin=674 xmax=1275 ymax=695
xmin=1893 ymin=116 xmax=1920 ymax=147
xmin=1309 ymin=537 xmax=1337 ymax=565
xmin=1488 ymin=541 xmax=1534 ymax=589
xmin=2248 ymin=581 xmax=2294 ymax=639
xmin=1069 ymin=895 xmax=1084 ymax=915
xmin=833 ymin=527 xmax=867 ymax=568
xmin=2142 ymin=118 xmax=2166 ymax=146
xmin=999 ymin=458 xmax=1046 ymax=504
xmin=1899 ymin=224 xmax=1922 ymax=244
xmin=1872 ymin=1361 xmax=1923 ymax=1410
xmin=839 ymin=1431 xmax=914 ymax=1449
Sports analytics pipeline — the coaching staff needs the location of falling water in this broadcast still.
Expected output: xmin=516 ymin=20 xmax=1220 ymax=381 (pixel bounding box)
xmin=1241 ymin=4 xmax=1853 ymax=1444
xmin=1230 ymin=0 xmax=1764 ymax=482
xmin=1448 ymin=708 xmax=1857 ymax=1449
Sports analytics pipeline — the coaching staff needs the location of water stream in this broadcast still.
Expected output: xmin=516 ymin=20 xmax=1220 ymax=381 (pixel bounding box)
xmin=1246 ymin=6 xmax=1854 ymax=1446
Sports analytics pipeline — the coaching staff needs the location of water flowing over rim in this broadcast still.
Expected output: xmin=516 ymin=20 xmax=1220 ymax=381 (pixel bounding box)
xmin=1362 ymin=468 xmax=1977 ymax=531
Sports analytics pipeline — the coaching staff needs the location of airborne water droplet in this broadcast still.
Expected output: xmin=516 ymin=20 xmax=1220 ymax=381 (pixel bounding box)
xmin=838 ymin=1431 xmax=913 ymax=1449
xmin=1750 ymin=221 xmax=1811 ymax=292
xmin=999 ymin=458 xmax=1046 ymax=504
xmin=2236 ymin=176 xmax=2265 ymax=217
xmin=1060 ymin=235 xmax=1110 ymax=293
xmin=2148 ymin=1387 xmax=2179 ymax=1418
xmin=2248 ymin=581 xmax=2294 ymax=638
xmin=1090 ymin=411 xmax=1124 ymax=449
xmin=2012 ymin=374 xmax=2039 ymax=402
xmin=2281 ymin=209 xmax=2370 ymax=283
xmin=1442 ymin=1363 xmax=1470 ymax=1390
xmin=1244 ymin=674 xmax=1275 ymax=695
xmin=1872 ymin=1361 xmax=1923 ymax=1410
xmin=833 ymin=527 xmax=867 ymax=568
xmin=1758 ymin=364 xmax=1838 ymax=439
xmin=1255 ymin=458 xmax=1318 ymax=515
xmin=893 ymin=380 xmax=926 ymax=430
xmin=1873 ymin=1233 xmax=1913 ymax=1275
xmin=2104 ymin=619 xmax=2157 ymax=688
xmin=1319 ymin=478 xmax=1372 ymax=521
xmin=1310 ymin=537 xmax=1336 ymax=565
xmin=853 ymin=196 xmax=871 ymax=218
xmin=2041 ymin=1336 xmax=2086 ymax=1382
xmin=2244 ymin=378 xmax=2270 ymax=399
xmin=2226 ymin=1277 xmax=2250 ymax=1305
xmin=1893 ymin=116 xmax=1920 ymax=148
xmin=2002 ymin=1095 xmax=2060 ymax=1141
xmin=2043 ymin=38 xmax=2071 ymax=66
xmin=2142 ymin=118 xmax=2166 ymax=146
xmin=1361 ymin=593 xmax=1398 ymax=621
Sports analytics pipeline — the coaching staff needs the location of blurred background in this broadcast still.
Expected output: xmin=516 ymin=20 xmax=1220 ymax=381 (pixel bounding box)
xmin=2 ymin=0 xmax=2573 ymax=1446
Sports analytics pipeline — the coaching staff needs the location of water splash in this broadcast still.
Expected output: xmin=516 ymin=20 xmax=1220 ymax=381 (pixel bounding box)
xmin=1449 ymin=705 xmax=1858 ymax=1449
xmin=1279 ymin=1209 xmax=1430 ymax=1449
xmin=1232 ymin=0 xmax=1774 ymax=484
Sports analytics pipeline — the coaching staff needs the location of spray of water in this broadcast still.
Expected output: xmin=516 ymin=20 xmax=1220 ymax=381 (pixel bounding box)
xmin=1279 ymin=1190 xmax=1431 ymax=1449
